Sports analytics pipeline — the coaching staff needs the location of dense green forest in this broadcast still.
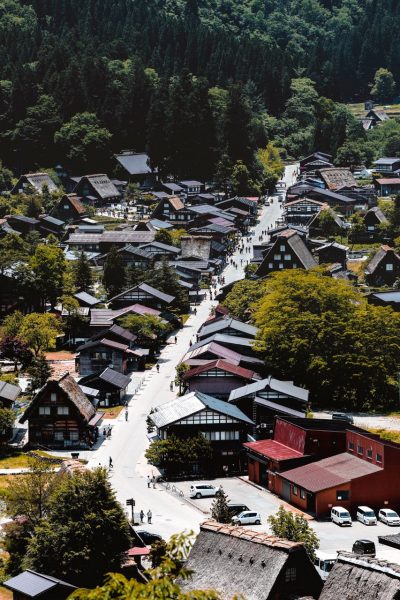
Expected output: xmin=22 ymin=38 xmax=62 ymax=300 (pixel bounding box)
xmin=0 ymin=0 xmax=399 ymax=180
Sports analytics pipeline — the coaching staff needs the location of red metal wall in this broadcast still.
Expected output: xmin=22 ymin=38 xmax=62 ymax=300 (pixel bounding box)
xmin=274 ymin=419 xmax=306 ymax=453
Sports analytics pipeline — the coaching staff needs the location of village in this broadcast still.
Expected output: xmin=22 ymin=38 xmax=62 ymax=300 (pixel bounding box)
xmin=0 ymin=128 xmax=400 ymax=599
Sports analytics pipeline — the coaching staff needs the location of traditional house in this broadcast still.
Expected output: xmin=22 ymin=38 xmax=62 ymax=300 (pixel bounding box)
xmin=4 ymin=570 xmax=76 ymax=600
xmin=300 ymin=152 xmax=333 ymax=173
xmin=319 ymin=552 xmax=400 ymax=600
xmin=368 ymin=290 xmax=400 ymax=310
xmin=38 ymin=215 xmax=65 ymax=237
xmin=76 ymin=337 xmax=133 ymax=376
xmin=188 ymin=333 xmax=260 ymax=359
xmin=366 ymin=109 xmax=390 ymax=126
xmin=364 ymin=206 xmax=389 ymax=232
xmin=6 ymin=215 xmax=39 ymax=235
xmin=373 ymin=157 xmax=400 ymax=174
xmin=109 ymin=282 xmax=175 ymax=310
xmin=79 ymin=368 xmax=131 ymax=406
xmin=308 ymin=209 xmax=348 ymax=237
xmin=114 ymin=151 xmax=157 ymax=187
xmin=149 ymin=391 xmax=253 ymax=473
xmin=178 ymin=180 xmax=204 ymax=197
xmin=313 ymin=242 xmax=348 ymax=269
xmin=283 ymin=198 xmax=326 ymax=225
xmin=51 ymin=194 xmax=87 ymax=223
xmin=182 ymin=360 xmax=261 ymax=398
xmin=256 ymin=230 xmax=317 ymax=277
xmin=73 ymin=174 xmax=120 ymax=205
xmin=179 ymin=521 xmax=323 ymax=600
xmin=89 ymin=304 xmax=161 ymax=330
xmin=277 ymin=427 xmax=400 ymax=517
xmin=96 ymin=245 xmax=153 ymax=270
xmin=138 ymin=241 xmax=181 ymax=260
xmin=306 ymin=188 xmax=357 ymax=216
xmin=318 ymin=168 xmax=357 ymax=191
xmin=161 ymin=182 xmax=183 ymax=195
xmin=150 ymin=196 xmax=191 ymax=224
xmin=66 ymin=230 xmax=155 ymax=252
xmin=244 ymin=416 xmax=355 ymax=492
xmin=374 ymin=178 xmax=400 ymax=196
xmin=198 ymin=317 xmax=257 ymax=340
xmin=0 ymin=381 xmax=21 ymax=408
xmin=74 ymin=291 xmax=101 ymax=308
xmin=11 ymin=173 xmax=58 ymax=195
xmin=20 ymin=373 xmax=102 ymax=448
xmin=229 ymin=377 xmax=309 ymax=434
xmin=365 ymin=245 xmax=400 ymax=286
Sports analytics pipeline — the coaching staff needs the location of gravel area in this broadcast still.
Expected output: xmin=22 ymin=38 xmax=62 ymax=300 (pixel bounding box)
xmin=313 ymin=411 xmax=400 ymax=431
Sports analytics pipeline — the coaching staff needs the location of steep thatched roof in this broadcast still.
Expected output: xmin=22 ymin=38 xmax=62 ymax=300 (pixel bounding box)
xmin=179 ymin=521 xmax=321 ymax=600
xmin=320 ymin=552 xmax=400 ymax=600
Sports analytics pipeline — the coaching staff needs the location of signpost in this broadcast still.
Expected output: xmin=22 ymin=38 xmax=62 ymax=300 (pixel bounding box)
xmin=126 ymin=498 xmax=135 ymax=522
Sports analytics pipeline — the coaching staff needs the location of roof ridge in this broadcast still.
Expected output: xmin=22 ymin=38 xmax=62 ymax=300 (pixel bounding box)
xmin=200 ymin=521 xmax=302 ymax=551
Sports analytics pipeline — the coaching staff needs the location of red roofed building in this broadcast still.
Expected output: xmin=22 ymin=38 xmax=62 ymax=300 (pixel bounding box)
xmin=277 ymin=428 xmax=400 ymax=517
xmin=182 ymin=359 xmax=261 ymax=399
xmin=244 ymin=416 xmax=354 ymax=493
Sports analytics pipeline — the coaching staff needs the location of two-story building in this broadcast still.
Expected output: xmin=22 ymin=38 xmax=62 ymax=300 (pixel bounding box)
xmin=284 ymin=198 xmax=326 ymax=225
xmin=182 ymin=360 xmax=261 ymax=399
xmin=51 ymin=194 xmax=88 ymax=223
xmin=256 ymin=230 xmax=317 ymax=277
xmin=365 ymin=245 xmax=400 ymax=286
xmin=20 ymin=373 xmax=102 ymax=448
xmin=73 ymin=174 xmax=120 ymax=205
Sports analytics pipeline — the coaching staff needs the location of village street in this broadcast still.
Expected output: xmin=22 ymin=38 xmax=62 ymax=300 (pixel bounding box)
xmin=81 ymin=165 xmax=298 ymax=538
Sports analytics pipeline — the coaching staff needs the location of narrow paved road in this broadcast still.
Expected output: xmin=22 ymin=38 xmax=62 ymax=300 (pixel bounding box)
xmin=84 ymin=164 xmax=297 ymax=538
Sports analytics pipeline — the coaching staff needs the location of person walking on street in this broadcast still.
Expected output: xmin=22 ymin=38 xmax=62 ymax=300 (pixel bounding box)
xmin=147 ymin=509 xmax=152 ymax=524
xmin=152 ymin=477 xmax=156 ymax=489
xmin=156 ymin=363 xmax=160 ymax=373
xmin=170 ymin=381 xmax=174 ymax=391
xmin=109 ymin=456 xmax=113 ymax=469
xmin=174 ymin=335 xmax=177 ymax=344
xmin=140 ymin=510 xmax=145 ymax=523
xmin=125 ymin=409 xmax=128 ymax=421
xmin=147 ymin=475 xmax=151 ymax=488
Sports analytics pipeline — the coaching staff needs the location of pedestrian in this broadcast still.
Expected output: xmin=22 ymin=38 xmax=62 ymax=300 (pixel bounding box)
xmin=174 ymin=335 xmax=177 ymax=344
xmin=194 ymin=307 xmax=197 ymax=315
xmin=108 ymin=425 xmax=112 ymax=438
xmin=103 ymin=427 xmax=106 ymax=437
xmin=189 ymin=339 xmax=192 ymax=347
xmin=147 ymin=475 xmax=151 ymax=488
xmin=152 ymin=477 xmax=156 ymax=489
xmin=156 ymin=363 xmax=160 ymax=373
xmin=147 ymin=509 xmax=152 ymax=524
xmin=140 ymin=509 xmax=145 ymax=523
xmin=170 ymin=381 xmax=173 ymax=391
xmin=125 ymin=409 xmax=128 ymax=421
xmin=109 ymin=456 xmax=113 ymax=468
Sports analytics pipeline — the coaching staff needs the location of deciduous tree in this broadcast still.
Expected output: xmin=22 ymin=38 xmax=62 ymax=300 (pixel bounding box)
xmin=268 ymin=506 xmax=319 ymax=560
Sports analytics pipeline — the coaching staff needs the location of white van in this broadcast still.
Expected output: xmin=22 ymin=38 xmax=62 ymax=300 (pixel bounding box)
xmin=314 ymin=551 xmax=337 ymax=580
xmin=357 ymin=506 xmax=377 ymax=525
xmin=331 ymin=506 xmax=352 ymax=526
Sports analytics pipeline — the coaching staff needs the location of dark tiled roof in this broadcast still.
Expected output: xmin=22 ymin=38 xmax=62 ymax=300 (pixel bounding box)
xmin=183 ymin=359 xmax=260 ymax=381
xmin=0 ymin=381 xmax=21 ymax=402
xmin=98 ymin=367 xmax=131 ymax=389
xmin=110 ymin=282 xmax=174 ymax=304
xmin=4 ymin=570 xmax=76 ymax=596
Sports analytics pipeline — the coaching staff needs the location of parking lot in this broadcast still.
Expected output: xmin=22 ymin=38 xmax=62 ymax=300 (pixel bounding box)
xmin=177 ymin=477 xmax=400 ymax=562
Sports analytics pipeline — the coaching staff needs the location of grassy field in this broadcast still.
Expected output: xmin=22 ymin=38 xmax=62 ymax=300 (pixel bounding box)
xmin=0 ymin=451 xmax=63 ymax=469
xmin=347 ymin=102 xmax=400 ymax=118
xmin=367 ymin=427 xmax=400 ymax=444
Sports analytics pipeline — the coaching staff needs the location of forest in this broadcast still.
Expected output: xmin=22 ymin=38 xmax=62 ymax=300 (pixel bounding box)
xmin=0 ymin=0 xmax=399 ymax=181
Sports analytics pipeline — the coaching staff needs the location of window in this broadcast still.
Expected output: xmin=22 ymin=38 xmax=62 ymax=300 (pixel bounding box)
xmin=54 ymin=431 xmax=64 ymax=441
xmin=268 ymin=263 xmax=273 ymax=269
xmin=57 ymin=406 xmax=69 ymax=416
xmin=284 ymin=254 xmax=292 ymax=260
xmin=201 ymin=430 xmax=240 ymax=441
xmin=69 ymin=431 xmax=79 ymax=441
xmin=293 ymin=485 xmax=298 ymax=496
xmin=280 ymin=245 xmax=285 ymax=252
xmin=50 ymin=393 xmax=57 ymax=402
xmin=274 ymin=254 xmax=281 ymax=260
xmin=285 ymin=568 xmax=296 ymax=583
xmin=39 ymin=406 xmax=51 ymax=415
xmin=300 ymin=489 xmax=306 ymax=499
xmin=279 ymin=263 xmax=284 ymax=269
xmin=376 ymin=453 xmax=383 ymax=463
xmin=336 ymin=490 xmax=349 ymax=501
xmin=348 ymin=441 xmax=354 ymax=451
xmin=367 ymin=225 xmax=374 ymax=231
xmin=357 ymin=445 xmax=363 ymax=455
xmin=386 ymin=263 xmax=393 ymax=271
xmin=292 ymin=263 xmax=297 ymax=268
xmin=366 ymin=448 xmax=372 ymax=459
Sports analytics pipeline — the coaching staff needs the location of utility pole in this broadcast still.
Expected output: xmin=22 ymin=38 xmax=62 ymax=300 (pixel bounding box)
xmin=126 ymin=498 xmax=135 ymax=523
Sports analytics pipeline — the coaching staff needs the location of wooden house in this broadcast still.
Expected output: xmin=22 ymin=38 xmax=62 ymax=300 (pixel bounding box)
xmin=178 ymin=180 xmax=204 ymax=197
xmin=79 ymin=367 xmax=131 ymax=406
xmin=373 ymin=157 xmax=400 ymax=174
xmin=11 ymin=173 xmax=58 ymax=195
xmin=365 ymin=245 xmax=400 ymax=286
xmin=96 ymin=245 xmax=154 ymax=270
xmin=364 ymin=206 xmax=389 ymax=231
xmin=179 ymin=521 xmax=323 ymax=600
xmin=228 ymin=377 xmax=309 ymax=435
xmin=318 ymin=167 xmax=357 ymax=191
xmin=374 ymin=178 xmax=400 ymax=196
xmin=366 ymin=109 xmax=390 ymax=126
xmin=283 ymin=198 xmax=326 ymax=225
xmin=198 ymin=317 xmax=257 ymax=340
xmin=73 ymin=174 xmax=120 ymax=205
xmin=150 ymin=196 xmax=191 ymax=224
xmin=6 ymin=215 xmax=39 ymax=235
xmin=320 ymin=552 xmax=400 ymax=600
xmin=51 ymin=194 xmax=87 ymax=223
xmin=20 ymin=373 xmax=102 ymax=448
xmin=182 ymin=359 xmax=261 ymax=399
xmin=4 ymin=569 xmax=76 ymax=600
xmin=300 ymin=151 xmax=333 ymax=173
xmin=76 ymin=337 xmax=133 ymax=376
xmin=66 ymin=230 xmax=155 ymax=253
xmin=313 ymin=241 xmax=348 ymax=269
xmin=38 ymin=215 xmax=65 ymax=237
xmin=109 ymin=282 xmax=175 ymax=309
xmin=256 ymin=230 xmax=317 ymax=277
xmin=150 ymin=391 xmax=253 ymax=473
xmin=114 ymin=151 xmax=157 ymax=187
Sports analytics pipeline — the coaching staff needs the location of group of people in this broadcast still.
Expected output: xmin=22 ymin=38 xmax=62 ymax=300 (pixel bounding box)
xmin=139 ymin=509 xmax=152 ymax=524
xmin=103 ymin=425 xmax=112 ymax=438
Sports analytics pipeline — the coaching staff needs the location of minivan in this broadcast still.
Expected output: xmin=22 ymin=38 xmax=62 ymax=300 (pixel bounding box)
xmin=378 ymin=508 xmax=400 ymax=526
xmin=313 ymin=551 xmax=337 ymax=581
xmin=352 ymin=539 xmax=376 ymax=557
xmin=331 ymin=506 xmax=352 ymax=526
xmin=357 ymin=506 xmax=377 ymax=525
xmin=189 ymin=484 xmax=218 ymax=499
xmin=332 ymin=413 xmax=354 ymax=424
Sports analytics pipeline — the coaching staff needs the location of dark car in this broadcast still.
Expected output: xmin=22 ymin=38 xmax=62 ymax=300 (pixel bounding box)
xmin=227 ymin=503 xmax=250 ymax=516
xmin=352 ymin=539 xmax=376 ymax=557
xmin=332 ymin=413 xmax=354 ymax=424
xmin=136 ymin=530 xmax=164 ymax=545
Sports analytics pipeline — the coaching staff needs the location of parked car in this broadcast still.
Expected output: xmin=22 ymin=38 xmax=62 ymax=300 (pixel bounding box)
xmin=227 ymin=503 xmax=250 ymax=517
xmin=332 ymin=413 xmax=354 ymax=424
xmin=189 ymin=484 xmax=218 ymax=499
xmin=331 ymin=506 xmax=352 ymax=526
xmin=313 ymin=551 xmax=337 ymax=581
xmin=352 ymin=539 xmax=376 ymax=557
xmin=136 ymin=530 xmax=164 ymax=545
xmin=378 ymin=508 xmax=400 ymax=526
xmin=232 ymin=511 xmax=261 ymax=526
xmin=357 ymin=506 xmax=377 ymax=525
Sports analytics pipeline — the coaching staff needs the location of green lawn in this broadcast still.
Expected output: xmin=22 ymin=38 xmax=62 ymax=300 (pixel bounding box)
xmin=347 ymin=102 xmax=400 ymax=117
xmin=0 ymin=451 xmax=62 ymax=469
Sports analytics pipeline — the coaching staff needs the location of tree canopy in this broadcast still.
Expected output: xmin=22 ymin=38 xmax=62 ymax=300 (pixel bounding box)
xmin=268 ymin=506 xmax=320 ymax=561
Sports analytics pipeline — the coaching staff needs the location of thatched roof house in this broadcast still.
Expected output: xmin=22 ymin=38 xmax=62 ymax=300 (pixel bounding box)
xmin=320 ymin=551 xmax=400 ymax=600
xmin=178 ymin=521 xmax=322 ymax=600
